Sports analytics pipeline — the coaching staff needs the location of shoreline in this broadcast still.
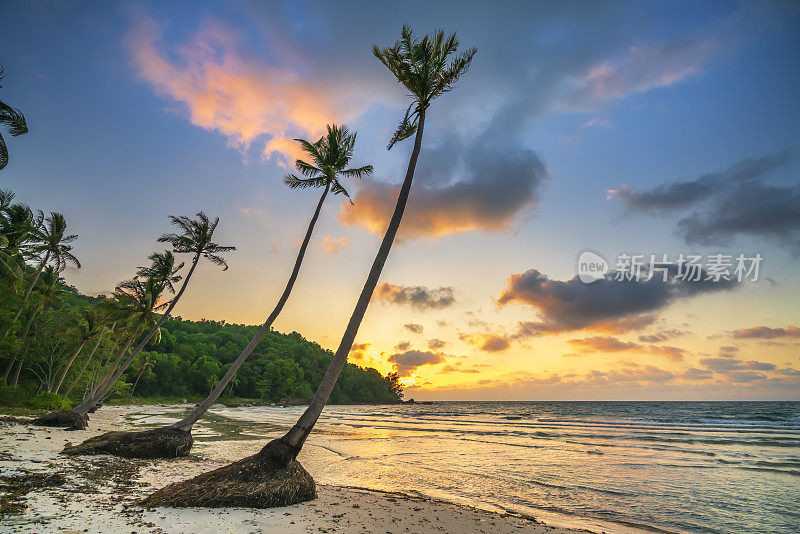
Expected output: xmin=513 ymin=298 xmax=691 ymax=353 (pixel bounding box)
xmin=0 ymin=407 xmax=600 ymax=534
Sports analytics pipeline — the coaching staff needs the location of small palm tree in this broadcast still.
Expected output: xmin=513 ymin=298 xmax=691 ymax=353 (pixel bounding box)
xmin=78 ymin=276 xmax=166 ymax=409
xmin=0 ymin=199 xmax=37 ymax=291
xmin=63 ymin=318 xmax=113 ymax=399
xmin=72 ymin=213 xmax=234 ymax=418
xmin=169 ymin=124 xmax=371 ymax=433
xmin=140 ymin=28 xmax=474 ymax=507
xmin=6 ymin=212 xmax=80 ymax=334
xmin=129 ymin=353 xmax=154 ymax=401
xmin=52 ymin=307 xmax=105 ymax=394
xmin=0 ymin=67 xmax=29 ymax=172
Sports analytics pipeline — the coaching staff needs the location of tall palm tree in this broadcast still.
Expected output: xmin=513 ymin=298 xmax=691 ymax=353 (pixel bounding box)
xmin=169 ymin=124 xmax=372 ymax=434
xmin=0 ymin=67 xmax=29 ymax=172
xmin=141 ymin=27 xmax=475 ymax=508
xmin=5 ymin=212 xmax=79 ymax=335
xmin=280 ymin=26 xmax=475 ymax=453
xmin=65 ymin=126 xmax=372 ymax=458
xmin=52 ymin=307 xmax=105 ymax=394
xmin=72 ymin=213 xmax=234 ymax=419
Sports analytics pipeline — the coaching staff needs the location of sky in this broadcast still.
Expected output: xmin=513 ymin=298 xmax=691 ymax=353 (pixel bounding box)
xmin=1 ymin=0 xmax=799 ymax=400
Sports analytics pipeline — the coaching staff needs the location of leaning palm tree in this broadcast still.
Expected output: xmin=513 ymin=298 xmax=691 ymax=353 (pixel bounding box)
xmin=66 ymin=125 xmax=371 ymax=458
xmin=36 ymin=214 xmax=234 ymax=429
xmin=5 ymin=211 xmax=79 ymax=336
xmin=62 ymin=319 xmax=113 ymax=399
xmin=0 ymin=67 xmax=29 ymax=172
xmin=32 ymin=274 xmax=166 ymax=427
xmin=52 ymin=307 xmax=105 ymax=394
xmin=142 ymin=27 xmax=475 ymax=508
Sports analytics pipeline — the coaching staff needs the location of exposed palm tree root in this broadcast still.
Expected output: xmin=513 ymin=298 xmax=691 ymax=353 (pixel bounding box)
xmin=140 ymin=438 xmax=315 ymax=508
xmin=30 ymin=410 xmax=87 ymax=430
xmin=63 ymin=427 xmax=193 ymax=459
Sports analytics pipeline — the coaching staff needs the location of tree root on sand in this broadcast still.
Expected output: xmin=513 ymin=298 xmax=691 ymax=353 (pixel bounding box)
xmin=30 ymin=410 xmax=87 ymax=430
xmin=63 ymin=427 xmax=193 ymax=459
xmin=140 ymin=438 xmax=315 ymax=508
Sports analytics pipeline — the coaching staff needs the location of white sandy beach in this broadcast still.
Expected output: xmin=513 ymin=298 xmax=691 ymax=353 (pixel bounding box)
xmin=0 ymin=407 xmax=593 ymax=534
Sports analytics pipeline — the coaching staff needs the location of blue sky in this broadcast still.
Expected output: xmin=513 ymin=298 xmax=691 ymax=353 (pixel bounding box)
xmin=2 ymin=1 xmax=799 ymax=399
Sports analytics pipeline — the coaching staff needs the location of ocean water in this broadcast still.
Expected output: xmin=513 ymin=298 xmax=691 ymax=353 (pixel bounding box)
xmin=129 ymin=401 xmax=800 ymax=534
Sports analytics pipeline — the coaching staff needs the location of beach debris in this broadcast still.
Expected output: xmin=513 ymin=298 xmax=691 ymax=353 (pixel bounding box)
xmin=0 ymin=472 xmax=67 ymax=518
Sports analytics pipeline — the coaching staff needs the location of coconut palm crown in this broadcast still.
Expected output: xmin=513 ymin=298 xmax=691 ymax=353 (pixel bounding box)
xmin=284 ymin=124 xmax=374 ymax=202
xmin=0 ymin=67 xmax=29 ymax=171
xmin=373 ymin=26 xmax=476 ymax=149
xmin=158 ymin=212 xmax=234 ymax=270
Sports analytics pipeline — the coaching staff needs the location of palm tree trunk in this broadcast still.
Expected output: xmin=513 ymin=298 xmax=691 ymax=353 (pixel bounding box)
xmin=129 ymin=364 xmax=146 ymax=402
xmin=78 ymin=328 xmax=139 ymax=412
xmin=9 ymin=306 xmax=40 ymax=364
xmin=64 ymin=326 xmax=108 ymax=398
xmin=171 ymin=183 xmax=331 ymax=432
xmin=282 ymin=109 xmax=427 ymax=451
xmin=4 ymin=252 xmax=49 ymax=336
xmin=3 ymin=356 xmax=15 ymax=382
xmin=10 ymin=356 xmax=24 ymax=386
xmin=52 ymin=338 xmax=87 ymax=395
xmin=76 ymin=251 xmax=202 ymax=414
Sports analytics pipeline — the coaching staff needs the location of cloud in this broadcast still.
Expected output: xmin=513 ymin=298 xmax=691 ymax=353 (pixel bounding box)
xmin=394 ymin=341 xmax=411 ymax=351
xmin=339 ymin=140 xmax=548 ymax=240
xmin=567 ymin=336 xmax=640 ymax=352
xmin=699 ymin=357 xmax=777 ymax=372
xmin=677 ymin=181 xmax=800 ymax=250
xmin=566 ymin=336 xmax=686 ymax=361
xmin=440 ymin=364 xmax=481 ymax=374
xmin=609 ymin=152 xmax=800 ymax=250
xmin=322 ymin=236 xmax=349 ymax=254
xmin=125 ymin=13 xmax=366 ymax=163
xmin=427 ymin=338 xmax=447 ymax=350
xmin=404 ymin=323 xmax=423 ymax=334
xmin=560 ymin=35 xmax=718 ymax=110
xmin=373 ymin=283 xmax=455 ymax=310
xmin=717 ymin=345 xmax=740 ymax=356
xmin=609 ymin=153 xmax=791 ymax=212
xmin=638 ymin=330 xmax=686 ymax=343
xmin=499 ymin=268 xmax=736 ymax=335
xmin=348 ymin=342 xmax=371 ymax=361
xmin=460 ymin=333 xmax=511 ymax=352
xmin=731 ymin=326 xmax=800 ymax=339
xmin=680 ymin=368 xmax=714 ymax=380
xmin=387 ymin=350 xmax=446 ymax=377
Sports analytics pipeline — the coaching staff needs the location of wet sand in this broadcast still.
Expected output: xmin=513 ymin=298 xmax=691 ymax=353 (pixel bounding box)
xmin=0 ymin=408 xmax=593 ymax=533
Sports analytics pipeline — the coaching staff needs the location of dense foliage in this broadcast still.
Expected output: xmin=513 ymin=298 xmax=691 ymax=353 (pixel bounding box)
xmin=0 ymin=189 xmax=402 ymax=410
xmin=0 ymin=275 xmax=402 ymax=406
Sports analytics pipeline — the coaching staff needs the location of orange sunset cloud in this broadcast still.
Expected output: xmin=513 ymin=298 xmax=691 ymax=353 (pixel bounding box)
xmin=125 ymin=14 xmax=357 ymax=164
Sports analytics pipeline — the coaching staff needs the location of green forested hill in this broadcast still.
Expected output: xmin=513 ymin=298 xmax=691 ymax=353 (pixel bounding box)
xmin=1 ymin=277 xmax=402 ymax=407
